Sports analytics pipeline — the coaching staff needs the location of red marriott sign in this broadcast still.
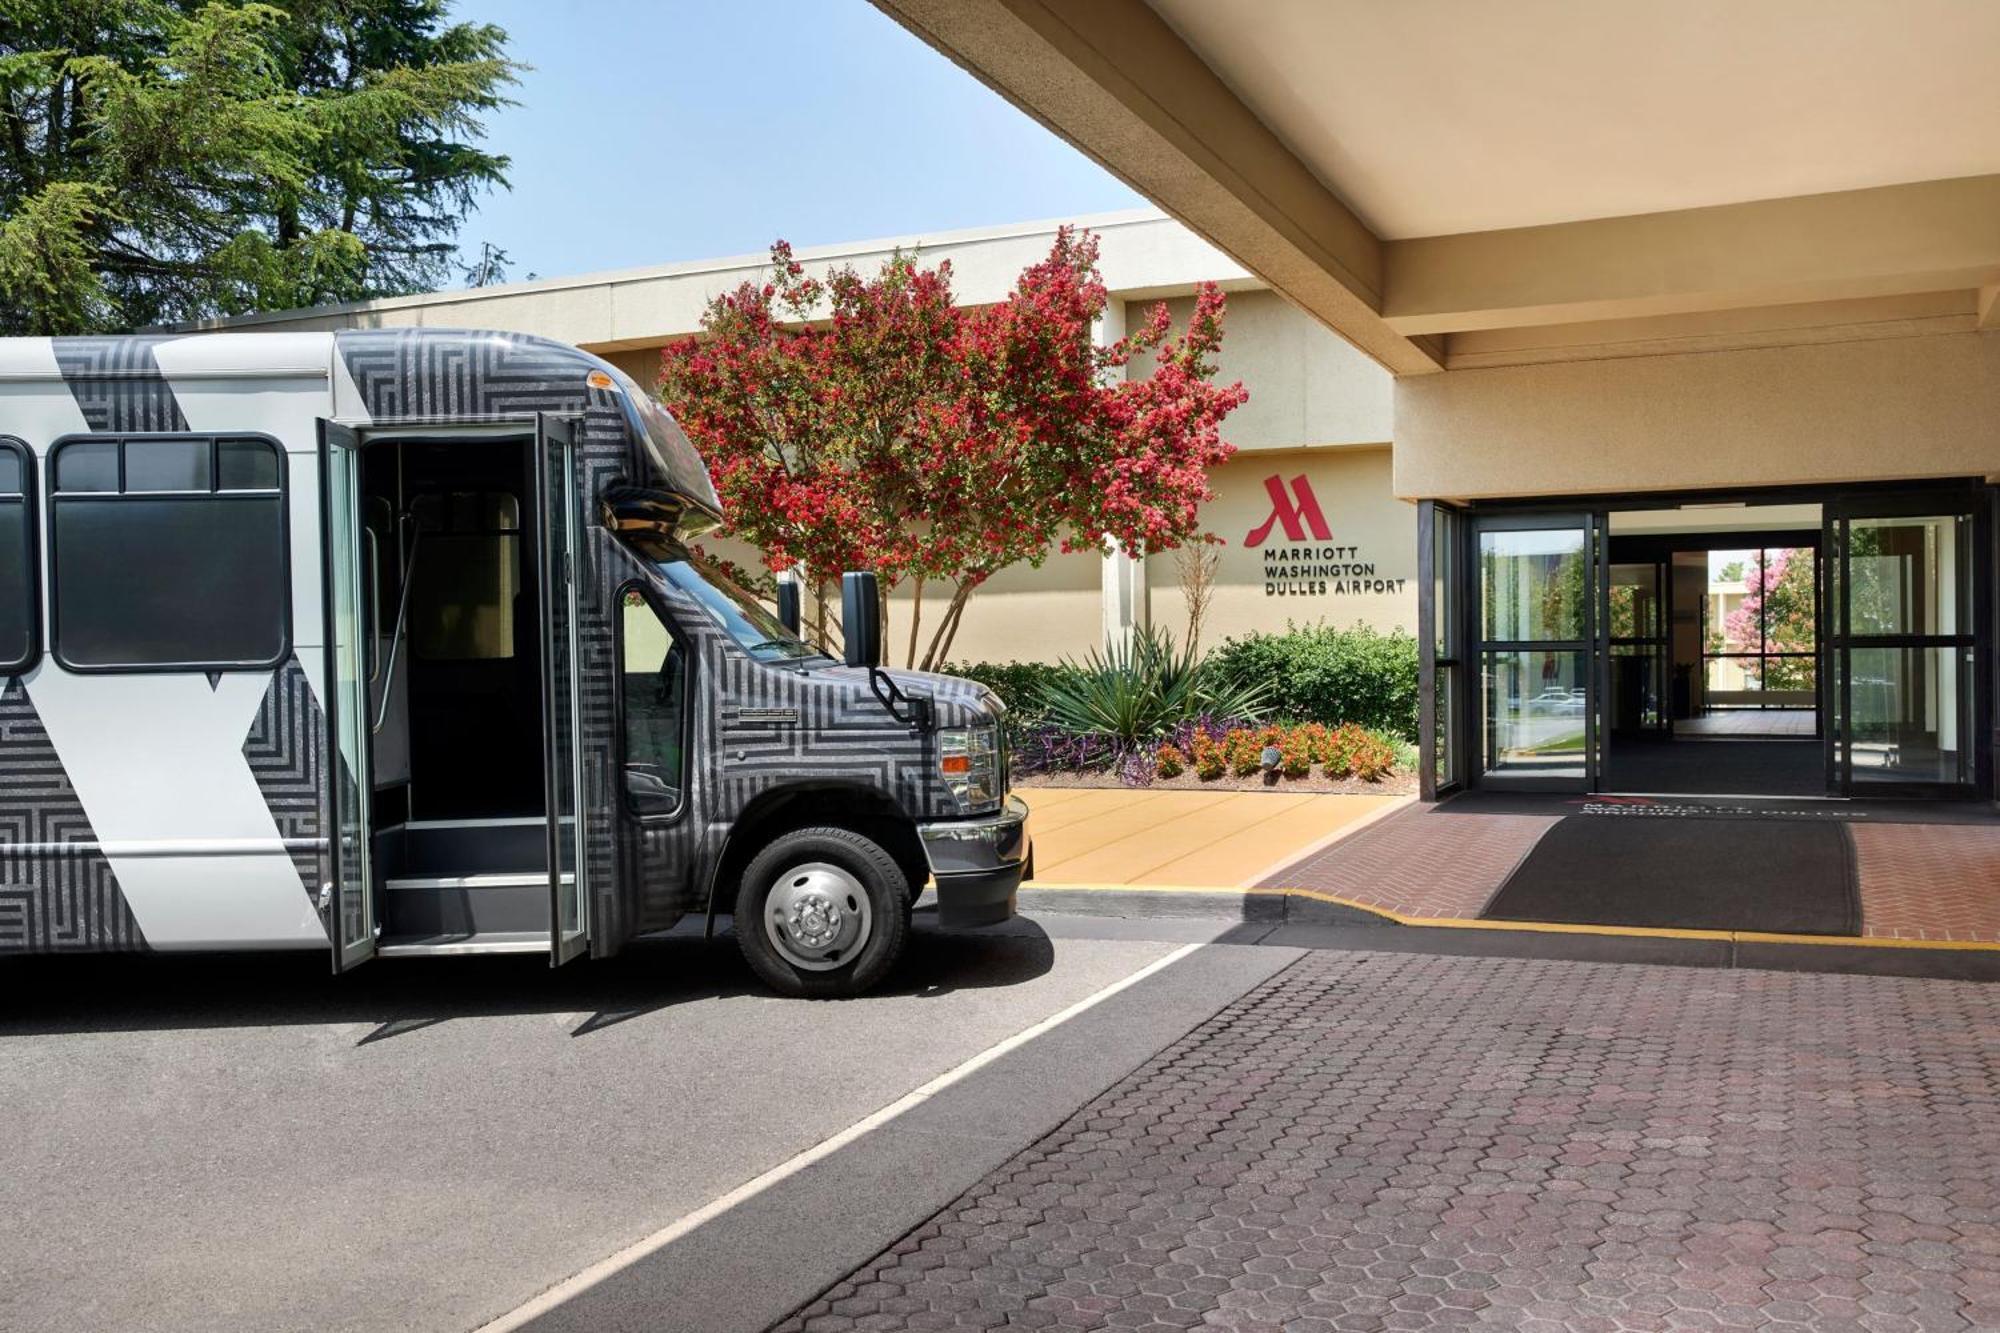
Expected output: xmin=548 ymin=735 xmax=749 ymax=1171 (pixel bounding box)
xmin=1245 ymin=472 xmax=1405 ymax=598
xmin=1245 ymin=474 xmax=1331 ymax=545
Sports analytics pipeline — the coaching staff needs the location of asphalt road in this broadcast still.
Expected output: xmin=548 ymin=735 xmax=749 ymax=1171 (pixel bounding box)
xmin=0 ymin=915 xmax=1291 ymax=1333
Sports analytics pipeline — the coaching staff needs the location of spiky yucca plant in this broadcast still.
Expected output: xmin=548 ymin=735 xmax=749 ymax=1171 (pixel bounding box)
xmin=1038 ymin=626 xmax=1270 ymax=746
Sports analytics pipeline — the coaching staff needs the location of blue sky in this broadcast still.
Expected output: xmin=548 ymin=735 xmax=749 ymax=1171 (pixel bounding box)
xmin=452 ymin=1 xmax=1147 ymax=283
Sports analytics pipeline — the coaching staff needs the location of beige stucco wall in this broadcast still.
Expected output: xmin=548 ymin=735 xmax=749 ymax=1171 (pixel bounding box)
xmin=629 ymin=283 xmax=1406 ymax=668
xmin=694 ymin=445 xmax=1415 ymax=668
xmin=1137 ymin=290 xmax=1392 ymax=450
xmin=1395 ymin=330 xmax=2000 ymax=501
xmin=600 ymin=346 xmax=664 ymax=389
xmin=1149 ymin=446 xmax=1415 ymax=651
xmin=900 ymin=548 xmax=1104 ymax=668
xmin=688 ymin=532 xmax=1107 ymax=668
xmin=603 ymin=286 xmax=1399 ymax=447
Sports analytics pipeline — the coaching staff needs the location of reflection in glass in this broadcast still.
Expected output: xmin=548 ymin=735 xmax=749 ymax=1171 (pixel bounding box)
xmin=1704 ymin=546 xmax=1818 ymax=712
xmin=55 ymin=441 xmax=118 ymax=492
xmin=1607 ymin=563 xmax=1660 ymax=639
xmin=1849 ymin=516 xmax=1965 ymax=637
xmin=217 ymin=438 xmax=280 ymax=491
xmin=1609 ymin=644 xmax=1663 ymax=732
xmin=1849 ymin=645 xmax=1970 ymax=786
xmin=621 ymin=594 xmax=688 ymax=816
xmin=124 ymin=438 xmax=209 ymax=492
xmin=1432 ymin=510 xmax=1456 ymax=657
xmin=1434 ymin=667 xmax=1456 ymax=786
xmin=1483 ymin=650 xmax=1588 ymax=780
xmin=1481 ymin=528 xmax=1586 ymax=642
xmin=410 ymin=491 xmax=521 ymax=661
xmin=0 ymin=502 xmax=28 ymax=666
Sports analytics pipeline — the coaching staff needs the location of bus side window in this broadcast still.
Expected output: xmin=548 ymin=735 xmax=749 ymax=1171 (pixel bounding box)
xmin=620 ymin=589 xmax=686 ymax=817
xmin=0 ymin=439 xmax=35 ymax=674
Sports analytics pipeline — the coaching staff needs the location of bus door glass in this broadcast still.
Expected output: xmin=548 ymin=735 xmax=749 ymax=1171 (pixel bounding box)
xmin=534 ymin=414 xmax=590 ymax=963
xmin=317 ymin=420 xmax=376 ymax=971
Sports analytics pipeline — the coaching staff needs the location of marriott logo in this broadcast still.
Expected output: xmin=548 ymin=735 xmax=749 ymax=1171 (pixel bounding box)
xmin=1245 ymin=474 xmax=1331 ymax=545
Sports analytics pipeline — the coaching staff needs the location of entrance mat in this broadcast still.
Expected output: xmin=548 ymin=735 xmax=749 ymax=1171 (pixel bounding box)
xmin=1438 ymin=791 xmax=2000 ymax=826
xmin=1601 ymin=738 xmax=1825 ymax=798
xmin=1481 ymin=816 xmax=1860 ymax=935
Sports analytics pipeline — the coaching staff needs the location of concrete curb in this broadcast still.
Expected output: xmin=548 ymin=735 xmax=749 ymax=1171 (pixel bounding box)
xmin=1018 ymin=883 xmax=1391 ymax=926
xmin=1018 ymin=880 xmax=2000 ymax=955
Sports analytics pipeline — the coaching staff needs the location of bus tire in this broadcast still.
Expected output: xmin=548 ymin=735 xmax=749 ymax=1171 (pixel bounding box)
xmin=735 ymin=827 xmax=911 ymax=998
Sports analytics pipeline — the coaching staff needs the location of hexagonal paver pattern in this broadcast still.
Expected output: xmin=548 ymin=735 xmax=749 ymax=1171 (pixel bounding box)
xmin=774 ymin=952 xmax=2000 ymax=1332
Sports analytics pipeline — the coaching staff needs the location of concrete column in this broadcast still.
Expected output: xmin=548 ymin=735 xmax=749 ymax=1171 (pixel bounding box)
xmin=1102 ymin=535 xmax=1148 ymax=655
xmin=1094 ymin=300 xmax=1148 ymax=653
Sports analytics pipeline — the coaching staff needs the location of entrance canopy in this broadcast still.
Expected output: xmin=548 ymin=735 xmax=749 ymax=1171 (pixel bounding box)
xmin=876 ymin=1 xmax=2000 ymax=500
xmin=874 ymin=0 xmax=2000 ymax=374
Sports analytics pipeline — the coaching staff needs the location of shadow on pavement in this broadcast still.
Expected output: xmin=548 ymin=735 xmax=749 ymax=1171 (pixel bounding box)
xmin=0 ymin=915 xmax=1057 ymax=1040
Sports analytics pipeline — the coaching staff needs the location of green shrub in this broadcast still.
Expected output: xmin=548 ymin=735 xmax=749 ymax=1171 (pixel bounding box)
xmin=1039 ymin=625 xmax=1271 ymax=746
xmin=1206 ymin=622 xmax=1419 ymax=742
xmin=940 ymin=660 xmax=1072 ymax=724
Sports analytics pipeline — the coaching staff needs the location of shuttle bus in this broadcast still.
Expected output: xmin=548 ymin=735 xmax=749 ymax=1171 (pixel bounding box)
xmin=0 ymin=329 xmax=1028 ymax=996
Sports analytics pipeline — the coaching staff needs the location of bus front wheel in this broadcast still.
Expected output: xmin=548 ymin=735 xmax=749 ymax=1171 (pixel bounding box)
xmin=735 ymin=826 xmax=911 ymax=998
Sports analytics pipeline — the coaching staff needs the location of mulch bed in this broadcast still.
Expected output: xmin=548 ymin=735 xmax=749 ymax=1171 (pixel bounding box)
xmin=1017 ymin=769 xmax=1418 ymax=797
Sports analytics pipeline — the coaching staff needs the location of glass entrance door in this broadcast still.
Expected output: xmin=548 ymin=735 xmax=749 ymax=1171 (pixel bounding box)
xmin=533 ymin=414 xmax=590 ymax=964
xmin=1473 ymin=513 xmax=1601 ymax=791
xmin=317 ymin=421 xmax=375 ymax=971
xmin=1606 ymin=557 xmax=1668 ymax=737
xmin=1826 ymin=497 xmax=1981 ymax=796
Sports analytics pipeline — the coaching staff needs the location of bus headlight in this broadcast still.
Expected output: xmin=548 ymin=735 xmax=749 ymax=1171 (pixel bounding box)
xmin=938 ymin=725 xmax=1002 ymax=813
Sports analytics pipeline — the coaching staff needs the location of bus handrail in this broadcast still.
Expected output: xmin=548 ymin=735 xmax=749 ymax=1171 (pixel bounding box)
xmin=373 ymin=515 xmax=421 ymax=735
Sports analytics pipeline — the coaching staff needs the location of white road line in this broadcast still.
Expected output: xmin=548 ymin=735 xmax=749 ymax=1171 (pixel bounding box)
xmin=475 ymin=940 xmax=1207 ymax=1333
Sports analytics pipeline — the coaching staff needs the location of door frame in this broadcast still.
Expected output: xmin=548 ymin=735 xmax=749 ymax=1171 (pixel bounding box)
xmin=316 ymin=418 xmax=376 ymax=971
xmin=1439 ymin=478 xmax=1993 ymax=801
xmin=1465 ymin=509 xmax=1604 ymax=793
xmin=1417 ymin=500 xmax=1467 ymax=801
xmin=1823 ymin=488 xmax=1989 ymax=799
xmin=532 ymin=413 xmax=591 ymax=964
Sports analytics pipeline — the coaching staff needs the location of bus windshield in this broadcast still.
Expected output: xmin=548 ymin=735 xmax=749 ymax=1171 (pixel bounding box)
xmin=654 ymin=555 xmax=822 ymax=664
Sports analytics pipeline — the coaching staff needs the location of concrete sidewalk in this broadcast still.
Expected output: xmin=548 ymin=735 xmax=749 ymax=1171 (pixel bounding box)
xmin=1013 ymin=789 xmax=2000 ymax=978
xmin=1019 ymin=787 xmax=1409 ymax=892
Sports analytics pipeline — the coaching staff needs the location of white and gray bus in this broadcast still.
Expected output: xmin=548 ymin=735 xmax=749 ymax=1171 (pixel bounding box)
xmin=0 ymin=329 xmax=1028 ymax=997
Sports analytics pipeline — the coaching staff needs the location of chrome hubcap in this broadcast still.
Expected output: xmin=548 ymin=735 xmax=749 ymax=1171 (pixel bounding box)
xmin=764 ymin=861 xmax=871 ymax=972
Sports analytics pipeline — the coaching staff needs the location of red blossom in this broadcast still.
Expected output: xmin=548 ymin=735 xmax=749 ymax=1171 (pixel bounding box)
xmin=657 ymin=228 xmax=1246 ymax=666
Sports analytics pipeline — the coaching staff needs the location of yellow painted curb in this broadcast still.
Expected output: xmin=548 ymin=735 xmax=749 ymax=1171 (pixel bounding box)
xmin=1019 ymin=881 xmax=2000 ymax=953
xmin=1026 ymin=882 xmax=1292 ymax=897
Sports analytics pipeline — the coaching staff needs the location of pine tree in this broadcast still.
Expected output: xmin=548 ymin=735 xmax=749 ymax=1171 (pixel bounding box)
xmin=0 ymin=0 xmax=517 ymax=333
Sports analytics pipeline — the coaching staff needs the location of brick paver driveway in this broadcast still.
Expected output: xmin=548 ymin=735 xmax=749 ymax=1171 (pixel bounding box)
xmin=778 ymin=952 xmax=2000 ymax=1332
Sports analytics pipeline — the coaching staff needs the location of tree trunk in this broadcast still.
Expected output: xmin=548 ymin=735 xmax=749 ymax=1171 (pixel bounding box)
xmin=920 ymin=581 xmax=979 ymax=672
xmin=929 ymin=588 xmax=973 ymax=670
xmin=905 ymin=576 xmax=925 ymax=668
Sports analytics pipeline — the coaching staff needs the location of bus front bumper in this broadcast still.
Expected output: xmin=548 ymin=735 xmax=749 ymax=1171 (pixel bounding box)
xmin=919 ymin=793 xmax=1031 ymax=929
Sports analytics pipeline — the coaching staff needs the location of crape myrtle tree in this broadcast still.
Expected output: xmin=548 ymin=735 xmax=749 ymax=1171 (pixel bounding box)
xmin=656 ymin=228 xmax=1248 ymax=670
xmin=1725 ymin=547 xmax=1818 ymax=689
xmin=0 ymin=0 xmax=517 ymax=333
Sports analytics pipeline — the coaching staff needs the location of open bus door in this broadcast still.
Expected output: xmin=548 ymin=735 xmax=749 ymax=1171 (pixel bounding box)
xmin=534 ymin=414 xmax=590 ymax=964
xmin=317 ymin=419 xmax=376 ymax=971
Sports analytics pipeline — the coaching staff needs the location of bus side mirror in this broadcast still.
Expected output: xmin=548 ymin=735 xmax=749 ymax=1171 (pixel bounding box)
xmin=775 ymin=572 xmax=801 ymax=636
xmin=841 ymin=571 xmax=881 ymax=669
